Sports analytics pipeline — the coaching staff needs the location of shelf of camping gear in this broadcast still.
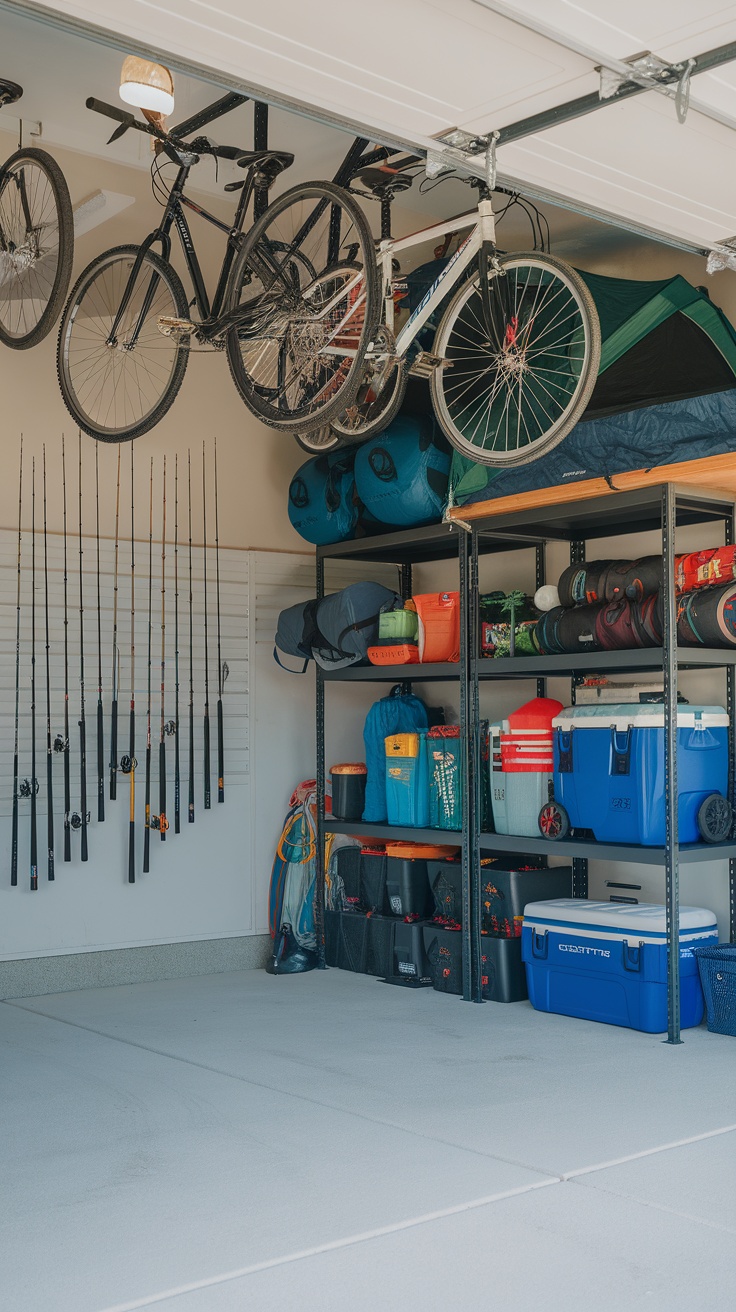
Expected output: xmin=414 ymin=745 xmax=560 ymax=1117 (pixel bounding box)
xmin=288 ymin=483 xmax=736 ymax=1043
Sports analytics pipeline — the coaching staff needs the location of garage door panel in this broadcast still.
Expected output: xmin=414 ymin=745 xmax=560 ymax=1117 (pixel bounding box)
xmin=500 ymin=0 xmax=736 ymax=62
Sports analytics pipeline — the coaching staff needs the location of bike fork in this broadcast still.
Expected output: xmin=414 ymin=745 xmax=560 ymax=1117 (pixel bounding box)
xmin=106 ymin=232 xmax=169 ymax=347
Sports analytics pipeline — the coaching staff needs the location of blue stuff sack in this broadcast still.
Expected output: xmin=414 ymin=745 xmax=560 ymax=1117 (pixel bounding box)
xmin=363 ymin=688 xmax=430 ymax=823
xmin=288 ymin=450 xmax=358 ymax=546
xmin=354 ymin=415 xmax=450 ymax=527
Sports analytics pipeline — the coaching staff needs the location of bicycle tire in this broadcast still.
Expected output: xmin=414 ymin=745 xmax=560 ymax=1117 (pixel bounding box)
xmin=430 ymin=252 xmax=601 ymax=468
xmin=0 ymin=147 xmax=73 ymax=349
xmin=295 ymin=427 xmax=346 ymax=454
xmin=331 ymin=327 xmax=408 ymax=443
xmin=226 ymin=181 xmax=380 ymax=431
xmin=57 ymin=244 xmax=190 ymax=443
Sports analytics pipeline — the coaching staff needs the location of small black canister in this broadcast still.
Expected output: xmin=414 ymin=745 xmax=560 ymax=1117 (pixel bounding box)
xmin=330 ymin=763 xmax=367 ymax=822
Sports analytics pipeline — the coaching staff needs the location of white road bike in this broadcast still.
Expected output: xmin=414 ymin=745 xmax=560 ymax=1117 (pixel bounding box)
xmin=326 ymin=178 xmax=602 ymax=467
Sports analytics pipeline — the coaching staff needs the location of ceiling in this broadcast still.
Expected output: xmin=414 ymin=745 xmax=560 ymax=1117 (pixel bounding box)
xmin=8 ymin=0 xmax=735 ymax=256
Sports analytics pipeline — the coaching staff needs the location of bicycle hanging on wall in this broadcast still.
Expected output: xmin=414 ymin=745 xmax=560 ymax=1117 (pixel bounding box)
xmin=300 ymin=160 xmax=603 ymax=467
xmin=0 ymin=78 xmax=74 ymax=349
xmin=56 ymin=94 xmax=381 ymax=443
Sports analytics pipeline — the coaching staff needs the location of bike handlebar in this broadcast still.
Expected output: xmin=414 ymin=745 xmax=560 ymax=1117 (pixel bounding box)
xmin=85 ymin=98 xmax=252 ymax=168
xmin=86 ymin=97 xmax=159 ymax=135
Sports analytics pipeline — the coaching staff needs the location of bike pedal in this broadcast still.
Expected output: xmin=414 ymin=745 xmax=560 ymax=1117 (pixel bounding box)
xmin=408 ymin=351 xmax=451 ymax=379
xmin=157 ymin=316 xmax=195 ymax=339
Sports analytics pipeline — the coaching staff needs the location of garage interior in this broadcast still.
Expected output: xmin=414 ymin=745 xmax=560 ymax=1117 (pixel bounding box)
xmin=1 ymin=2 xmax=735 ymax=1309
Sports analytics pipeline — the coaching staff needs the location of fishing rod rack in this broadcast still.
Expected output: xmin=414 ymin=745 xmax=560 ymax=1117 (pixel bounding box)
xmin=4 ymin=439 xmax=243 ymax=889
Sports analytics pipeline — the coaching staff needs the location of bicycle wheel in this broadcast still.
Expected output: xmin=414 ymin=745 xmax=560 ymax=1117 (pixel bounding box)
xmin=430 ymin=253 xmax=601 ymax=467
xmin=226 ymin=181 xmax=380 ymax=430
xmin=295 ymin=426 xmax=344 ymax=454
xmin=331 ymin=326 xmax=408 ymax=443
xmin=0 ymin=147 xmax=73 ymax=349
xmin=57 ymin=244 xmax=189 ymax=442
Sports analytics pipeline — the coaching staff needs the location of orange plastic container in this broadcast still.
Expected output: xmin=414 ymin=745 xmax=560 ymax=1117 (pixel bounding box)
xmin=412 ymin=592 xmax=460 ymax=663
xmin=385 ymin=841 xmax=460 ymax=859
xmin=367 ymin=643 xmax=420 ymax=665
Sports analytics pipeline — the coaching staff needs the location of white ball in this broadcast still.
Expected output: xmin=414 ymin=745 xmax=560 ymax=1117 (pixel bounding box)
xmin=534 ymin=584 xmax=560 ymax=612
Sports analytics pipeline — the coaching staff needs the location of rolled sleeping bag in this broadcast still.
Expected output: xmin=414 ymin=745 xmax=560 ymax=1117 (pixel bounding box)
xmin=353 ymin=415 xmax=450 ymax=528
xmin=533 ymin=604 xmax=602 ymax=655
xmin=677 ymin=583 xmax=736 ymax=647
xmin=288 ymin=450 xmax=358 ymax=546
xmin=557 ymin=560 xmax=619 ymax=608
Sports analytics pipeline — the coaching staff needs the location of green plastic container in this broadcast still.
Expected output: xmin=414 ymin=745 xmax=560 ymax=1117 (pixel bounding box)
xmin=379 ymin=609 xmax=418 ymax=642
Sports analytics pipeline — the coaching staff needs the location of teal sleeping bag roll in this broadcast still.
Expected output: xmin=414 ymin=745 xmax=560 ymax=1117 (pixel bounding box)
xmin=354 ymin=416 xmax=450 ymax=527
xmin=288 ymin=450 xmax=358 ymax=545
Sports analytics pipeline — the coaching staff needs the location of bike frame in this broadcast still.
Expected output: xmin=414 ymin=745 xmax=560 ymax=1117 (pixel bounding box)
xmin=378 ymin=197 xmax=497 ymax=360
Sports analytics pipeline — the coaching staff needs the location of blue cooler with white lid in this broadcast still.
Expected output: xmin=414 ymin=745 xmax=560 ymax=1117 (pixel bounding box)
xmin=522 ymin=899 xmax=718 ymax=1032
xmin=551 ymin=703 xmax=729 ymax=845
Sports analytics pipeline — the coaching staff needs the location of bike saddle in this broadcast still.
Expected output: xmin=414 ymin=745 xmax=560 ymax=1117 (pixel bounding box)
xmin=357 ymin=167 xmax=413 ymax=198
xmin=236 ymin=149 xmax=294 ymax=175
xmin=0 ymin=79 xmax=23 ymax=108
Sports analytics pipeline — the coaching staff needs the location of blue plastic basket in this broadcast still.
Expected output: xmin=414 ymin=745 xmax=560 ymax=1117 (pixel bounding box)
xmin=693 ymin=944 xmax=736 ymax=1037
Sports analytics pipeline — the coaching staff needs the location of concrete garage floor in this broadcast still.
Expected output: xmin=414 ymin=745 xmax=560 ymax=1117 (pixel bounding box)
xmin=2 ymin=970 xmax=734 ymax=1311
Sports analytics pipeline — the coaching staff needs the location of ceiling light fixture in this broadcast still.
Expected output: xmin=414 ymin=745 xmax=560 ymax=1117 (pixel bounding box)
xmin=119 ymin=56 xmax=175 ymax=116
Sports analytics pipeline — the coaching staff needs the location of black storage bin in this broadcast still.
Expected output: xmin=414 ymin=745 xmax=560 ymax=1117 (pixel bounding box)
xmin=360 ymin=848 xmax=388 ymax=913
xmin=422 ymin=925 xmax=528 ymax=1002
xmin=481 ymin=935 xmax=527 ymax=1003
xmin=330 ymin=765 xmax=367 ymax=822
xmin=331 ymin=845 xmax=362 ymax=909
xmin=387 ymin=921 xmax=432 ymax=985
xmin=480 ymin=865 xmax=572 ymax=936
xmin=324 ymin=910 xmax=368 ymax=972
xmin=385 ymin=856 xmax=433 ymax=918
xmin=365 ymin=914 xmax=395 ymax=977
xmin=427 ymin=852 xmax=550 ymax=927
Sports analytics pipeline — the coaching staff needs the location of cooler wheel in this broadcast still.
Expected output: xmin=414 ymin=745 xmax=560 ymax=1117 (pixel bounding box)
xmin=538 ymin=801 xmax=570 ymax=841
xmin=697 ymin=793 xmax=733 ymax=844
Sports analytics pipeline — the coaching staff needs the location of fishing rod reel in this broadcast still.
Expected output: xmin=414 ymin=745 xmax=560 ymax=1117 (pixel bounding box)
xmin=150 ymin=813 xmax=169 ymax=833
xmin=163 ymin=720 xmax=177 ymax=737
xmin=18 ymin=778 xmax=40 ymax=799
xmin=53 ymin=733 xmax=69 ymax=754
xmin=119 ymin=755 xmax=137 ymax=774
xmin=67 ymin=810 xmax=91 ymax=830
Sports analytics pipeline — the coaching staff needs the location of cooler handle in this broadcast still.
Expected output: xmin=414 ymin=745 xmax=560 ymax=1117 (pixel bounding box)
xmin=610 ymin=726 xmax=632 ymax=776
xmin=622 ymin=939 xmax=642 ymax=972
xmin=531 ymin=928 xmax=548 ymax=959
xmin=558 ymin=730 xmax=573 ymax=773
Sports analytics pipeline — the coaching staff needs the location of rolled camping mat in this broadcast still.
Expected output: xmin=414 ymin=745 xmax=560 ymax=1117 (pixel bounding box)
xmin=595 ymin=598 xmax=640 ymax=650
xmin=558 ymin=560 xmax=620 ymax=608
xmin=677 ymin=583 xmax=736 ymax=647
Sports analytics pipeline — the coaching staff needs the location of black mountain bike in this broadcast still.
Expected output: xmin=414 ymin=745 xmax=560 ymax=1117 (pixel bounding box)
xmin=0 ymin=78 xmax=74 ymax=349
xmin=57 ymin=94 xmax=379 ymax=443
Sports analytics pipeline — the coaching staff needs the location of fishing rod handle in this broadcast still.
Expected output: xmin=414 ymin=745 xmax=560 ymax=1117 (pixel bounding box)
xmin=203 ymin=712 xmax=211 ymax=810
xmin=97 ymin=702 xmax=105 ymax=823
xmin=217 ymin=699 xmax=224 ymax=804
xmin=109 ymin=699 xmax=118 ymax=800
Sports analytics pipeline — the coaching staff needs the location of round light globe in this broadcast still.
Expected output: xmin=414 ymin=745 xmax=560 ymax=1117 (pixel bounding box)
xmin=119 ymin=56 xmax=174 ymax=116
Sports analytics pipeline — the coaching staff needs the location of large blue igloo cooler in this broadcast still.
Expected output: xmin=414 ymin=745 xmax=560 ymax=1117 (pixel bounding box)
xmin=522 ymin=899 xmax=718 ymax=1032
xmin=551 ymin=703 xmax=729 ymax=845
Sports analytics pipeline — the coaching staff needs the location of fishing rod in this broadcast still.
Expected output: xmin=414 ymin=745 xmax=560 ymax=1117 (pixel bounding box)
xmin=43 ymin=448 xmax=54 ymax=882
xmin=78 ymin=431 xmax=89 ymax=863
xmin=202 ymin=441 xmax=211 ymax=810
xmin=125 ymin=444 xmax=136 ymax=883
xmin=11 ymin=438 xmax=23 ymax=888
xmin=143 ymin=457 xmax=154 ymax=874
xmin=56 ymin=434 xmax=71 ymax=863
xmin=188 ymin=451 xmax=195 ymax=825
xmin=95 ymin=445 xmax=104 ymax=823
xmin=153 ymin=456 xmax=171 ymax=841
xmin=173 ymin=454 xmax=181 ymax=834
xmin=214 ymin=436 xmax=226 ymax=805
xmin=109 ymin=447 xmax=121 ymax=801
xmin=30 ymin=458 xmax=38 ymax=892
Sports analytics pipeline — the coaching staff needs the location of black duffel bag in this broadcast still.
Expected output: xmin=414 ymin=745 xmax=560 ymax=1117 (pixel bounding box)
xmin=275 ymin=581 xmax=398 ymax=672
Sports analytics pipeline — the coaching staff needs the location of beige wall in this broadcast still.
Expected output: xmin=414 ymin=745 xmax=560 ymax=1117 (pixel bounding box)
xmin=0 ymin=141 xmax=307 ymax=550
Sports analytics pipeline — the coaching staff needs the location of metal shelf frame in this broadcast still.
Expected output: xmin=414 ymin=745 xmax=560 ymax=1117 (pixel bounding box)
xmin=315 ymin=483 xmax=736 ymax=1041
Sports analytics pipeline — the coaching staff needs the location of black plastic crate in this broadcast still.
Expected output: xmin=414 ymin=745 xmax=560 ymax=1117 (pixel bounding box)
xmin=365 ymin=914 xmax=395 ymax=977
xmin=324 ymin=910 xmax=368 ymax=973
xmin=386 ymin=921 xmax=432 ymax=986
xmin=385 ymin=857 xmax=433 ymax=918
xmin=330 ymin=844 xmax=362 ymax=910
xmin=427 ymin=855 xmax=569 ymax=933
xmin=360 ymin=849 xmax=388 ymax=914
xmin=422 ymin=924 xmax=528 ymax=1002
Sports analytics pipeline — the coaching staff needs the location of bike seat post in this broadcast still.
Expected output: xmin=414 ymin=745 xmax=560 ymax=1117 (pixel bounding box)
xmin=380 ymin=194 xmax=392 ymax=242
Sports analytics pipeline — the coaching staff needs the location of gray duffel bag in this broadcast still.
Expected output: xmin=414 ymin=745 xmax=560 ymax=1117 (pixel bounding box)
xmin=275 ymin=581 xmax=398 ymax=672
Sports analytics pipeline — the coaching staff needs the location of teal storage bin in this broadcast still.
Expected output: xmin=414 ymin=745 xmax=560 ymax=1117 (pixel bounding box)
xmin=385 ymin=732 xmax=429 ymax=827
xmin=428 ymin=730 xmax=463 ymax=830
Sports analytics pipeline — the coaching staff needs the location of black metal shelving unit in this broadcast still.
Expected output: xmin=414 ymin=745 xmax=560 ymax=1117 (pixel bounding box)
xmin=316 ymin=482 xmax=736 ymax=1044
